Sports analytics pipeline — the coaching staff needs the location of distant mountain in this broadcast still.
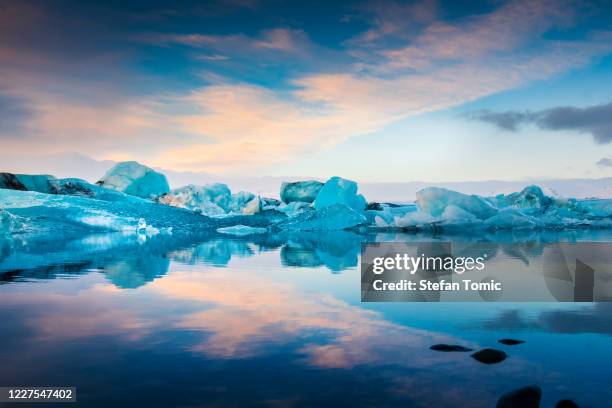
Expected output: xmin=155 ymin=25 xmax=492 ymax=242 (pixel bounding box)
xmin=2 ymin=152 xmax=611 ymax=201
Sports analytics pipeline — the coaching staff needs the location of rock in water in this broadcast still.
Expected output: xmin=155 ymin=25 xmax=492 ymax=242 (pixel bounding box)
xmin=97 ymin=161 xmax=169 ymax=199
xmin=280 ymin=180 xmax=323 ymax=204
xmin=555 ymin=400 xmax=579 ymax=408
xmin=471 ymin=348 xmax=507 ymax=364
xmin=313 ymin=176 xmax=366 ymax=212
xmin=496 ymin=385 xmax=541 ymax=408
xmin=498 ymin=339 xmax=525 ymax=345
xmin=430 ymin=344 xmax=473 ymax=352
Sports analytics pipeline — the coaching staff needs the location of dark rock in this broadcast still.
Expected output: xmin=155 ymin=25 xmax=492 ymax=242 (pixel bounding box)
xmin=498 ymin=339 xmax=525 ymax=345
xmin=366 ymin=202 xmax=383 ymax=211
xmin=430 ymin=344 xmax=473 ymax=352
xmin=262 ymin=197 xmax=281 ymax=207
xmin=0 ymin=173 xmax=27 ymax=191
xmin=471 ymin=348 xmax=507 ymax=364
xmin=556 ymin=399 xmax=579 ymax=408
xmin=496 ymin=385 xmax=541 ymax=408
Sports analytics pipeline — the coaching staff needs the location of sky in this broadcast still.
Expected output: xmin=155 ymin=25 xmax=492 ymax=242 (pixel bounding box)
xmin=2 ymin=0 xmax=612 ymax=183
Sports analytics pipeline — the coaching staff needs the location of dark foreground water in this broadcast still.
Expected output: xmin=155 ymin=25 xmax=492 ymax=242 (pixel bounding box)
xmin=1 ymin=230 xmax=611 ymax=407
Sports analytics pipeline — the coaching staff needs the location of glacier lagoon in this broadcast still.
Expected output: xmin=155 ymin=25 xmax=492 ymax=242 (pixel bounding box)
xmin=2 ymin=164 xmax=612 ymax=407
xmin=1 ymin=227 xmax=612 ymax=407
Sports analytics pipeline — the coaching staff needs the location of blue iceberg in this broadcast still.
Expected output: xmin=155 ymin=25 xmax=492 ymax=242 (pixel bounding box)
xmin=313 ymin=176 xmax=366 ymax=212
xmin=277 ymin=203 xmax=366 ymax=231
xmin=280 ymin=180 xmax=323 ymax=203
xmin=97 ymin=161 xmax=170 ymax=199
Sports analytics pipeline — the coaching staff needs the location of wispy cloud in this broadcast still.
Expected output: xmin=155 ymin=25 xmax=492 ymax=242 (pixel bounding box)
xmin=468 ymin=101 xmax=612 ymax=143
xmin=2 ymin=0 xmax=612 ymax=173
xmin=597 ymin=157 xmax=612 ymax=167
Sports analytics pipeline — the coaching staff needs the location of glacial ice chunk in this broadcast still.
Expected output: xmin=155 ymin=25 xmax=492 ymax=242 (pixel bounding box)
xmin=484 ymin=209 xmax=538 ymax=230
xmin=228 ymin=191 xmax=260 ymax=214
xmin=416 ymin=187 xmax=498 ymax=220
xmin=217 ymin=225 xmax=267 ymax=236
xmin=278 ymin=203 xmax=366 ymax=231
xmin=158 ymin=184 xmax=230 ymax=215
xmin=280 ymin=180 xmax=323 ymax=203
xmin=159 ymin=184 xmax=261 ymax=216
xmin=493 ymin=185 xmax=554 ymax=210
xmin=313 ymin=177 xmax=366 ymax=212
xmin=0 ymin=173 xmax=58 ymax=194
xmin=0 ymin=209 xmax=26 ymax=235
xmin=0 ymin=188 xmax=215 ymax=238
xmin=97 ymin=161 xmax=170 ymax=199
xmin=275 ymin=201 xmax=312 ymax=217
xmin=240 ymin=195 xmax=261 ymax=215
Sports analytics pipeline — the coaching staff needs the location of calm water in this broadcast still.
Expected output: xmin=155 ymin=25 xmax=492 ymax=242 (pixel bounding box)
xmin=1 ymin=230 xmax=612 ymax=407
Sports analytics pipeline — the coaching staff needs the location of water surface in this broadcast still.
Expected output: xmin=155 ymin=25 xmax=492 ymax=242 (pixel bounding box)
xmin=1 ymin=230 xmax=611 ymax=407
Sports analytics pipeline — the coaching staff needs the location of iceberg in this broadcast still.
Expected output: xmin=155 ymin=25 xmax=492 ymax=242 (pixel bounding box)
xmin=158 ymin=184 xmax=262 ymax=216
xmin=280 ymin=180 xmax=323 ymax=203
xmin=97 ymin=161 xmax=170 ymax=199
xmin=416 ymin=187 xmax=498 ymax=220
xmin=277 ymin=203 xmax=366 ymax=231
xmin=228 ymin=191 xmax=260 ymax=215
xmin=158 ymin=184 xmax=231 ymax=215
xmin=0 ymin=173 xmax=146 ymax=204
xmin=313 ymin=176 xmax=367 ymax=212
xmin=376 ymin=185 xmax=612 ymax=231
xmin=0 ymin=188 xmax=216 ymax=237
xmin=0 ymin=173 xmax=58 ymax=194
xmin=275 ymin=201 xmax=312 ymax=217
xmin=217 ymin=225 xmax=267 ymax=236
xmin=0 ymin=209 xmax=26 ymax=235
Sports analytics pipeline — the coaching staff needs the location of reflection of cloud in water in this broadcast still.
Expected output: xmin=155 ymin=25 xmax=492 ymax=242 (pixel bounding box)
xmin=485 ymin=304 xmax=612 ymax=335
xmin=0 ymin=284 xmax=152 ymax=341
xmin=150 ymin=269 xmax=463 ymax=368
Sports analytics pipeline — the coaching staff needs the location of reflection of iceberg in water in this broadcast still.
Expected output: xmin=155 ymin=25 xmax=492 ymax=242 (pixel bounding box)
xmin=0 ymin=232 xmax=207 ymax=288
xmin=280 ymin=231 xmax=363 ymax=272
xmin=168 ymin=239 xmax=255 ymax=267
xmin=3 ymin=227 xmax=612 ymax=291
xmin=103 ymin=255 xmax=170 ymax=289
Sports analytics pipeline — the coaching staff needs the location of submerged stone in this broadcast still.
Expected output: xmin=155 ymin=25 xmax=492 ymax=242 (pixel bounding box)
xmin=496 ymin=385 xmax=541 ymax=408
xmin=471 ymin=348 xmax=507 ymax=364
xmin=498 ymin=339 xmax=525 ymax=345
xmin=555 ymin=400 xmax=579 ymax=408
xmin=430 ymin=344 xmax=473 ymax=352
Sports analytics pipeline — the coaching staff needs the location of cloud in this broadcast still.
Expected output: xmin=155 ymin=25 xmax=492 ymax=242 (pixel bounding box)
xmin=469 ymin=101 xmax=612 ymax=143
xmin=0 ymin=91 xmax=32 ymax=135
xmin=484 ymin=304 xmax=612 ymax=335
xmin=140 ymin=27 xmax=312 ymax=55
xmin=2 ymin=0 xmax=612 ymax=173
xmin=597 ymin=157 xmax=612 ymax=167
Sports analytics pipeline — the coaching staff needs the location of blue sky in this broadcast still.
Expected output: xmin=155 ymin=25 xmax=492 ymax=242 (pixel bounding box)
xmin=1 ymin=0 xmax=612 ymax=182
